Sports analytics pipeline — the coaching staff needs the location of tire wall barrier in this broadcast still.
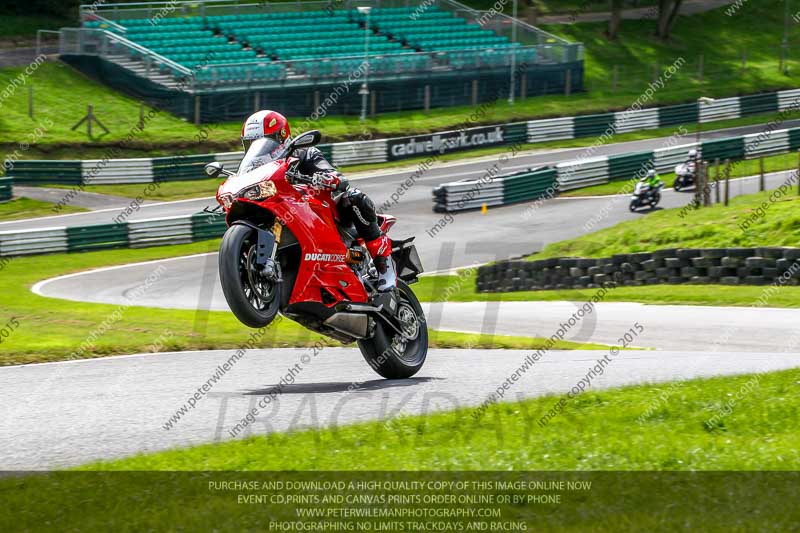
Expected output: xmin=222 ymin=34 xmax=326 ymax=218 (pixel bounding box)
xmin=433 ymin=167 xmax=557 ymax=212
xmin=5 ymin=89 xmax=800 ymax=184
xmin=476 ymin=248 xmax=800 ymax=293
xmin=0 ymin=211 xmax=226 ymax=258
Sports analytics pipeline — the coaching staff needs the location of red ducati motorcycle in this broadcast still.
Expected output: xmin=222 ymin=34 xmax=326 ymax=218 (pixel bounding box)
xmin=204 ymin=130 xmax=427 ymax=378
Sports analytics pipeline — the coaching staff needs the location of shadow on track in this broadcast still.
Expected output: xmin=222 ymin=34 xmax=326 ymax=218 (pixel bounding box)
xmin=243 ymin=377 xmax=442 ymax=395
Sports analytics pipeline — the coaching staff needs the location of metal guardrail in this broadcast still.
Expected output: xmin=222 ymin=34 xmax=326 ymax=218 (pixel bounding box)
xmin=5 ymin=89 xmax=800 ymax=185
xmin=0 ymin=178 xmax=12 ymax=203
xmin=433 ymin=123 xmax=800 ymax=211
xmin=0 ymin=212 xmax=225 ymax=258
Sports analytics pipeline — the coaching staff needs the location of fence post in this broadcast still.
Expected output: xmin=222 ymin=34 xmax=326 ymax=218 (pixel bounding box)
xmin=423 ymin=85 xmax=430 ymax=113
xmin=715 ymin=158 xmax=720 ymax=203
xmin=87 ymin=104 xmax=93 ymax=137
xmin=759 ymin=157 xmax=765 ymax=191
xmin=698 ymin=54 xmax=704 ymax=83
xmin=724 ymin=158 xmax=730 ymax=206
xmin=565 ymin=69 xmax=572 ymax=96
xmin=194 ymin=96 xmax=201 ymax=126
xmin=702 ymin=161 xmax=711 ymax=206
xmin=471 ymin=79 xmax=478 ymax=105
xmin=28 ymin=86 xmax=34 ymax=118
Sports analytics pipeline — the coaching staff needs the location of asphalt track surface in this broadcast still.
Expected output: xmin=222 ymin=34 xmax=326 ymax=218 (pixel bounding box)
xmin=4 ymin=346 xmax=799 ymax=470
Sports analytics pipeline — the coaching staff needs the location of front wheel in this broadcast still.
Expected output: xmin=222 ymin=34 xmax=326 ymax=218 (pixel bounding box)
xmin=219 ymin=224 xmax=281 ymax=328
xmin=673 ymin=179 xmax=682 ymax=192
xmin=358 ymin=280 xmax=428 ymax=379
xmin=629 ymin=200 xmax=638 ymax=212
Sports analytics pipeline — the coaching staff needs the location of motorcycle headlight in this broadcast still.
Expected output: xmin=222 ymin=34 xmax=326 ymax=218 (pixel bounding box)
xmin=239 ymin=180 xmax=276 ymax=201
xmin=219 ymin=193 xmax=233 ymax=209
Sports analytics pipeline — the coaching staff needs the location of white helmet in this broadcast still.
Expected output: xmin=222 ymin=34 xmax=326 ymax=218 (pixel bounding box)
xmin=688 ymin=149 xmax=698 ymax=158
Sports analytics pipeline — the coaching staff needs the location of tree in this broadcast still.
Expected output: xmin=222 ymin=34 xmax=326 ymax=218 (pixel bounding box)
xmin=656 ymin=0 xmax=684 ymax=40
xmin=607 ymin=0 xmax=623 ymax=40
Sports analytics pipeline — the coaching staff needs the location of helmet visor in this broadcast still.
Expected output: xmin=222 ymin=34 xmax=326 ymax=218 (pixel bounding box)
xmin=239 ymin=137 xmax=285 ymax=173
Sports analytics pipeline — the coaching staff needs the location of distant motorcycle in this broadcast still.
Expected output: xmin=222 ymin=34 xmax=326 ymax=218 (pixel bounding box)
xmin=673 ymin=162 xmax=696 ymax=191
xmin=629 ymin=181 xmax=663 ymax=211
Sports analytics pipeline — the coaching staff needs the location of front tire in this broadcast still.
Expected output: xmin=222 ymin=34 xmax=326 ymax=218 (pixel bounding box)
xmin=358 ymin=280 xmax=428 ymax=379
xmin=219 ymin=224 xmax=281 ymax=328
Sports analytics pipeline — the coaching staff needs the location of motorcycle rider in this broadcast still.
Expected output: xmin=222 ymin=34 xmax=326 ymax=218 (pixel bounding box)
xmin=686 ymin=149 xmax=699 ymax=177
xmin=240 ymin=110 xmax=396 ymax=291
xmin=644 ymin=169 xmax=663 ymax=189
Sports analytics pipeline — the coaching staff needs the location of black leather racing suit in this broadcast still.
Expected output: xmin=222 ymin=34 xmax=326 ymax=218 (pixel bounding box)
xmin=293 ymin=147 xmax=382 ymax=243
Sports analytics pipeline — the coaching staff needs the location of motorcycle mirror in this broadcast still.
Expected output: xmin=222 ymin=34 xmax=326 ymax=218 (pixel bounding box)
xmin=204 ymin=162 xmax=224 ymax=178
xmin=205 ymin=162 xmax=235 ymax=178
xmin=288 ymin=130 xmax=322 ymax=151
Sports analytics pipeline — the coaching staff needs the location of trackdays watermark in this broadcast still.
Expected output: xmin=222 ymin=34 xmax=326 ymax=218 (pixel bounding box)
xmin=538 ymin=322 xmax=645 ymax=427
xmin=471 ymin=274 xmax=623 ymax=421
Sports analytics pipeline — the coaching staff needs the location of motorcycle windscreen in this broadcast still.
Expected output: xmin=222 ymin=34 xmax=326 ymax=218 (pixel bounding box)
xmin=238 ymin=138 xmax=285 ymax=174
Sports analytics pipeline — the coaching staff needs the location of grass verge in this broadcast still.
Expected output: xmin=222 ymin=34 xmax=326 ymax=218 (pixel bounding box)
xmin=534 ymin=188 xmax=800 ymax=258
xmin=83 ymin=368 xmax=800 ymax=470
xmin=0 ymin=241 xmax=603 ymax=366
xmin=0 ymin=196 xmax=86 ymax=220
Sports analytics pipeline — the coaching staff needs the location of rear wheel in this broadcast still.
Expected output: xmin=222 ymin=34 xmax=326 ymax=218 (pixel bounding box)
xmin=219 ymin=224 xmax=281 ymax=328
xmin=650 ymin=192 xmax=661 ymax=207
xmin=357 ymin=280 xmax=428 ymax=379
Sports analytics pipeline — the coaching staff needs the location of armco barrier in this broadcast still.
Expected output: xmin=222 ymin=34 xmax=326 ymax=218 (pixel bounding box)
xmin=0 ymin=178 xmax=12 ymax=202
xmin=0 ymin=212 xmax=227 ymax=258
xmin=477 ymin=248 xmax=800 ymax=293
xmin=433 ymin=167 xmax=557 ymax=212
xmin=434 ymin=123 xmax=800 ymax=206
xmin=5 ymin=89 xmax=800 ymax=185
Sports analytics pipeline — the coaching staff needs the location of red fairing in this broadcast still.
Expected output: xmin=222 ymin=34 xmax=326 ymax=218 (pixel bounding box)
xmin=377 ymin=214 xmax=396 ymax=233
xmin=217 ymin=159 xmax=368 ymax=306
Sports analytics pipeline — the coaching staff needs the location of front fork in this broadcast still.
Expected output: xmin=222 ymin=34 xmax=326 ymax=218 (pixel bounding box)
xmin=234 ymin=220 xmax=283 ymax=281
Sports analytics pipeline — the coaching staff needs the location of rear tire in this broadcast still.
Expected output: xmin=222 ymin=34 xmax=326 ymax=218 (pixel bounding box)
xmin=650 ymin=192 xmax=661 ymax=207
xmin=219 ymin=224 xmax=281 ymax=328
xmin=358 ymin=280 xmax=428 ymax=379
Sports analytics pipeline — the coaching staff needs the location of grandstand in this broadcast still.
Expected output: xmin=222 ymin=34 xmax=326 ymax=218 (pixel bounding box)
xmin=57 ymin=0 xmax=583 ymax=122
